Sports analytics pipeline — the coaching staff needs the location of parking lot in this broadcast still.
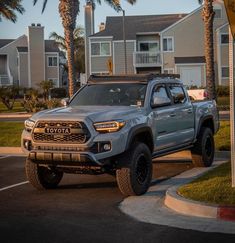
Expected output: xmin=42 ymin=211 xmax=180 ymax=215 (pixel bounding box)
xmin=1 ymin=155 xmax=235 ymax=243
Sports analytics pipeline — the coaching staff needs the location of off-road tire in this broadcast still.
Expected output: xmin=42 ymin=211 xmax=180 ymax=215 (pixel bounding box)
xmin=25 ymin=158 xmax=63 ymax=190
xmin=116 ymin=142 xmax=152 ymax=196
xmin=191 ymin=127 xmax=214 ymax=167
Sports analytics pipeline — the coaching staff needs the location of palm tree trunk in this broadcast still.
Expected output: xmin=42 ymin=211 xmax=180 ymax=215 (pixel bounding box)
xmin=59 ymin=0 xmax=79 ymax=98
xmin=202 ymin=0 xmax=216 ymax=100
xmin=65 ymin=28 xmax=76 ymax=97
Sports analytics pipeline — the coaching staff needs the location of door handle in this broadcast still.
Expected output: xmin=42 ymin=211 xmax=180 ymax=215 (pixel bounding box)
xmin=183 ymin=108 xmax=193 ymax=113
xmin=169 ymin=112 xmax=176 ymax=117
xmin=186 ymin=108 xmax=193 ymax=113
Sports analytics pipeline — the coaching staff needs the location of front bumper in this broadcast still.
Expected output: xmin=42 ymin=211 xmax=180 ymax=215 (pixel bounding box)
xmin=28 ymin=150 xmax=102 ymax=166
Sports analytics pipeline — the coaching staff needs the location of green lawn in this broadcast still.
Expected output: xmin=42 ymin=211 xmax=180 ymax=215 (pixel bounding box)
xmin=215 ymin=121 xmax=230 ymax=151
xmin=0 ymin=100 xmax=25 ymax=113
xmin=178 ymin=162 xmax=235 ymax=205
xmin=0 ymin=122 xmax=24 ymax=146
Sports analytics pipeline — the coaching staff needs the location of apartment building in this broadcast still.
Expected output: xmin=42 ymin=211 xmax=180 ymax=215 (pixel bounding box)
xmin=0 ymin=24 xmax=64 ymax=88
xmin=85 ymin=0 xmax=231 ymax=87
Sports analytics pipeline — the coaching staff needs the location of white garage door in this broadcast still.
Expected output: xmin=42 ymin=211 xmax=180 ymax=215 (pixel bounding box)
xmin=179 ymin=66 xmax=202 ymax=87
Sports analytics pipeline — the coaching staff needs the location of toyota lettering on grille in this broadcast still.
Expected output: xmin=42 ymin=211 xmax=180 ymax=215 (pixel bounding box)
xmin=45 ymin=127 xmax=71 ymax=134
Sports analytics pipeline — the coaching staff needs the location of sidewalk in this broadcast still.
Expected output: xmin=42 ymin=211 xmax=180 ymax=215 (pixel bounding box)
xmin=120 ymin=158 xmax=235 ymax=234
xmin=0 ymin=112 xmax=32 ymax=118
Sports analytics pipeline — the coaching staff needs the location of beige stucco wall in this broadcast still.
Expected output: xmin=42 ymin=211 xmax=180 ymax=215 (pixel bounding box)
xmin=19 ymin=53 xmax=29 ymax=87
xmin=0 ymin=35 xmax=27 ymax=84
xmin=113 ymin=41 xmax=135 ymax=74
xmin=162 ymin=8 xmax=204 ymax=69
xmin=28 ymin=26 xmax=45 ymax=88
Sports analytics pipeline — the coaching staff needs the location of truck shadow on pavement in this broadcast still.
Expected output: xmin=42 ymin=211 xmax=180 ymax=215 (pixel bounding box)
xmin=58 ymin=181 xmax=117 ymax=190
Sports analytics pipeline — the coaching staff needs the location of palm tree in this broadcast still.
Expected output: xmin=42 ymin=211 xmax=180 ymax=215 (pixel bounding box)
xmin=0 ymin=0 xmax=24 ymax=23
xmin=34 ymin=0 xmax=79 ymax=98
xmin=49 ymin=26 xmax=85 ymax=76
xmin=34 ymin=0 xmax=137 ymax=97
xmin=199 ymin=0 xmax=216 ymax=100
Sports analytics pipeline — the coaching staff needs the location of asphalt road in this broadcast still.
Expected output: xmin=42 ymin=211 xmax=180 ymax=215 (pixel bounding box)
xmin=0 ymin=156 xmax=234 ymax=243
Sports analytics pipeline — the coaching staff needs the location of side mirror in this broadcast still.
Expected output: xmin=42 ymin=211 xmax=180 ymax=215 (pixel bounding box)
xmin=151 ymin=96 xmax=171 ymax=108
xmin=61 ymin=98 xmax=69 ymax=107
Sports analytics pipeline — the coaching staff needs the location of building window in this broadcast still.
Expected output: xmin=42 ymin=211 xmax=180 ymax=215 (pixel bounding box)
xmin=48 ymin=56 xmax=58 ymax=67
xmin=163 ymin=37 xmax=173 ymax=52
xmin=139 ymin=42 xmax=159 ymax=52
xmin=221 ymin=34 xmax=229 ymax=44
xmin=221 ymin=67 xmax=229 ymax=79
xmin=214 ymin=7 xmax=222 ymax=19
xmin=164 ymin=69 xmax=174 ymax=74
xmin=91 ymin=42 xmax=111 ymax=56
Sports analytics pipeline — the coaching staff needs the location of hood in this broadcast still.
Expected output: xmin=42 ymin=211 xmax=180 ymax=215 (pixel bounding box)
xmin=30 ymin=105 xmax=143 ymax=123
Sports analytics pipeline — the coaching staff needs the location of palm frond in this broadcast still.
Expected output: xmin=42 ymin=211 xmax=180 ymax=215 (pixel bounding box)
xmin=33 ymin=0 xmax=48 ymax=13
xmin=0 ymin=0 xmax=24 ymax=23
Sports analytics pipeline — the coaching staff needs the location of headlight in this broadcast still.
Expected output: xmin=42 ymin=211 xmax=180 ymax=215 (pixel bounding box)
xmin=24 ymin=119 xmax=35 ymax=132
xmin=94 ymin=120 xmax=126 ymax=133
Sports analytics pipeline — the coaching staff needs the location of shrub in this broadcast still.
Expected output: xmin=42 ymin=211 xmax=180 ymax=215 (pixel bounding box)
xmin=216 ymin=85 xmax=229 ymax=97
xmin=46 ymin=99 xmax=61 ymax=109
xmin=20 ymin=88 xmax=45 ymax=113
xmin=39 ymin=80 xmax=55 ymax=101
xmin=0 ymin=86 xmax=21 ymax=110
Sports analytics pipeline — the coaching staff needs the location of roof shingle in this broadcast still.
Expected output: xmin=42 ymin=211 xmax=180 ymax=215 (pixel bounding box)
xmin=0 ymin=39 xmax=15 ymax=48
xmin=91 ymin=14 xmax=187 ymax=40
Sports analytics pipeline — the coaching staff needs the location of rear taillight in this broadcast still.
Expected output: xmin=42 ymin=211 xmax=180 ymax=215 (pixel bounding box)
xmin=204 ymin=91 xmax=209 ymax=98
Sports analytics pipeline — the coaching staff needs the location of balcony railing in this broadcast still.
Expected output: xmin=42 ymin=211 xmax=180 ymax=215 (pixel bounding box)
xmin=133 ymin=51 xmax=162 ymax=67
xmin=0 ymin=75 xmax=11 ymax=86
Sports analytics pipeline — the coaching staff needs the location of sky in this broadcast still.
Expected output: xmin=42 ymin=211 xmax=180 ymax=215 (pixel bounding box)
xmin=0 ymin=0 xmax=201 ymax=39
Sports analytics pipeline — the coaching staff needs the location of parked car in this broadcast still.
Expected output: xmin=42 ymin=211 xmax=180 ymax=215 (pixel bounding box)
xmin=22 ymin=74 xmax=219 ymax=196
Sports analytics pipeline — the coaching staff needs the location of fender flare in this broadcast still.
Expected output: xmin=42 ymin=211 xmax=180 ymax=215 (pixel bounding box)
xmin=125 ymin=125 xmax=154 ymax=151
xmin=197 ymin=115 xmax=214 ymax=137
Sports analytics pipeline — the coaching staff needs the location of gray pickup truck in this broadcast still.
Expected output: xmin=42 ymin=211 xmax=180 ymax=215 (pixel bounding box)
xmin=22 ymin=74 xmax=219 ymax=196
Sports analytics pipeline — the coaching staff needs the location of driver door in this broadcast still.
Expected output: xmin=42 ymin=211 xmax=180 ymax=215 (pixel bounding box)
xmin=151 ymin=84 xmax=178 ymax=151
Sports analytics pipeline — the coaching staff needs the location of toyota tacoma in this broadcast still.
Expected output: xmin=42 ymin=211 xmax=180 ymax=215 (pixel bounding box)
xmin=22 ymin=74 xmax=219 ymax=196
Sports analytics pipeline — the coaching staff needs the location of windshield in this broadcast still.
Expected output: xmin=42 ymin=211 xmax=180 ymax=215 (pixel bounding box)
xmin=70 ymin=83 xmax=147 ymax=107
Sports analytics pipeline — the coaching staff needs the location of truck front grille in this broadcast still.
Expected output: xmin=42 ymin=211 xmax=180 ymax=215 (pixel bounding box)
xmin=32 ymin=121 xmax=90 ymax=144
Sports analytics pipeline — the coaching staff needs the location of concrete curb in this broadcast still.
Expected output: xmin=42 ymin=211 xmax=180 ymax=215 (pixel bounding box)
xmin=0 ymin=113 xmax=32 ymax=118
xmin=219 ymin=111 xmax=229 ymax=115
xmin=165 ymin=178 xmax=235 ymax=222
xmin=0 ymin=147 xmax=24 ymax=155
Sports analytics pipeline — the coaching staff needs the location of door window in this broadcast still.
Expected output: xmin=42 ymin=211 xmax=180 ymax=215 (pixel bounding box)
xmin=151 ymin=85 xmax=170 ymax=105
xmin=169 ymin=85 xmax=186 ymax=104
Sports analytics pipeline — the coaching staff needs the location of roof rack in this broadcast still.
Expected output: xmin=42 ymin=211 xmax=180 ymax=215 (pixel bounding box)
xmin=88 ymin=73 xmax=180 ymax=83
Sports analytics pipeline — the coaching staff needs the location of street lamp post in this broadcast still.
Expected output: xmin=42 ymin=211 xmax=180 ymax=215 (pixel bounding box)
xmin=122 ymin=9 xmax=127 ymax=75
